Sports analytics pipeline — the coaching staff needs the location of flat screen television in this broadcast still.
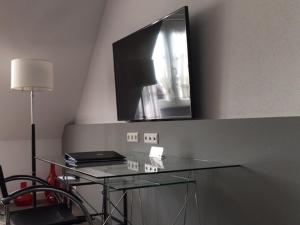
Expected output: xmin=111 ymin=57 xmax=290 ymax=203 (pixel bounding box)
xmin=113 ymin=6 xmax=192 ymax=121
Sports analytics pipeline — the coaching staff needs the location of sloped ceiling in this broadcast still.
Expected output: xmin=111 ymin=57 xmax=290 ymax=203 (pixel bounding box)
xmin=0 ymin=0 xmax=106 ymax=140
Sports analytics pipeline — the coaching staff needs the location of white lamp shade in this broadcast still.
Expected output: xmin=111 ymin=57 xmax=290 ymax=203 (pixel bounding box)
xmin=11 ymin=58 xmax=53 ymax=91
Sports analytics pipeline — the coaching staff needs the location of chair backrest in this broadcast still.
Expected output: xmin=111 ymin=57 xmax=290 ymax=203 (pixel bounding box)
xmin=0 ymin=165 xmax=8 ymax=198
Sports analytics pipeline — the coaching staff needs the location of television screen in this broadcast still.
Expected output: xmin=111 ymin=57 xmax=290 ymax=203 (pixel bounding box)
xmin=113 ymin=6 xmax=192 ymax=121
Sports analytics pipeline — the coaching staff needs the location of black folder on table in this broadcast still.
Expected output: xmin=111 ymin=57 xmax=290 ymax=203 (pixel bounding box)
xmin=65 ymin=151 xmax=126 ymax=166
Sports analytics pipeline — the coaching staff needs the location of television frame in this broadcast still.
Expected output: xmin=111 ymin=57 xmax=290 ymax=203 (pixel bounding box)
xmin=113 ymin=6 xmax=193 ymax=122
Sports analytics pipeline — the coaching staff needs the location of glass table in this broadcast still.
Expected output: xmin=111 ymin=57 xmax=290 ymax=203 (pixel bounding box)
xmin=37 ymin=151 xmax=239 ymax=179
xmin=36 ymin=151 xmax=240 ymax=225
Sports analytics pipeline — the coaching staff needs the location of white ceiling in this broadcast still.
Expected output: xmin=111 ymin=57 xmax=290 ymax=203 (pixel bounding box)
xmin=0 ymin=0 xmax=106 ymax=140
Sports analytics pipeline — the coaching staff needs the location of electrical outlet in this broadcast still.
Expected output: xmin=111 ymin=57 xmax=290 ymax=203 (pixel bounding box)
xmin=145 ymin=164 xmax=158 ymax=173
xmin=144 ymin=133 xmax=159 ymax=144
xmin=127 ymin=132 xmax=138 ymax=143
xmin=127 ymin=160 xmax=139 ymax=171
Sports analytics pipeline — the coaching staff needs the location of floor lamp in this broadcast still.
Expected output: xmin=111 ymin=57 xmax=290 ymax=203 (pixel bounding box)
xmin=11 ymin=58 xmax=53 ymax=207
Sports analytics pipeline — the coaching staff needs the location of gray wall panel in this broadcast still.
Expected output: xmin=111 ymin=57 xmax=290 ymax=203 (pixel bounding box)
xmin=62 ymin=117 xmax=300 ymax=225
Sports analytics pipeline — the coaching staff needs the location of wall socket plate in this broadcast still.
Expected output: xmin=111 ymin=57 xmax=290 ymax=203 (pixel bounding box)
xmin=127 ymin=160 xmax=139 ymax=171
xmin=127 ymin=132 xmax=138 ymax=143
xmin=145 ymin=163 xmax=158 ymax=173
xmin=144 ymin=133 xmax=159 ymax=144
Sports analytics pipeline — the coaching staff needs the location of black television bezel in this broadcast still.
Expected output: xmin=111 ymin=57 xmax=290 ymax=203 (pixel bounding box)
xmin=113 ymin=6 xmax=193 ymax=122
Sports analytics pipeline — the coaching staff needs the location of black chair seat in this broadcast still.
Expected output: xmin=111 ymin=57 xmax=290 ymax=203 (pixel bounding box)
xmin=10 ymin=204 xmax=86 ymax=225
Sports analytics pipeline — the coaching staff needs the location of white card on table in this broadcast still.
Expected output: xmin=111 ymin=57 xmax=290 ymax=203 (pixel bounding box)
xmin=149 ymin=146 xmax=164 ymax=159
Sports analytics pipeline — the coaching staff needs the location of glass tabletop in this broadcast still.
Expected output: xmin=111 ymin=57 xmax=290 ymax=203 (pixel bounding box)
xmin=36 ymin=151 xmax=239 ymax=179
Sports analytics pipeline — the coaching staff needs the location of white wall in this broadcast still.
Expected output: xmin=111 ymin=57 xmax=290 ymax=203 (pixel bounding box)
xmin=0 ymin=139 xmax=61 ymax=192
xmin=0 ymin=0 xmax=105 ymax=140
xmin=76 ymin=0 xmax=300 ymax=123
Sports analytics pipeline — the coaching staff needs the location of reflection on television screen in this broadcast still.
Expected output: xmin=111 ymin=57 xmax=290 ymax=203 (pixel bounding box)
xmin=113 ymin=7 xmax=192 ymax=121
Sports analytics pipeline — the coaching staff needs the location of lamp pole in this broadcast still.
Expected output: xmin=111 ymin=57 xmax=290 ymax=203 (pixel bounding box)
xmin=31 ymin=91 xmax=37 ymax=207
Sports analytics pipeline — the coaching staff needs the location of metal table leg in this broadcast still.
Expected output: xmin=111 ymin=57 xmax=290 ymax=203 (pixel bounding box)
xmin=123 ymin=190 xmax=128 ymax=225
xmin=102 ymin=178 xmax=109 ymax=223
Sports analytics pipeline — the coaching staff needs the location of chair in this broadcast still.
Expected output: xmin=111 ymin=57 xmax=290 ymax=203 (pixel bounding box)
xmin=0 ymin=165 xmax=93 ymax=225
